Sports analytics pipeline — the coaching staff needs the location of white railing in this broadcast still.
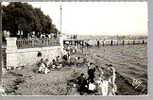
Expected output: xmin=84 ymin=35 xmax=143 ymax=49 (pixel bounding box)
xmin=16 ymin=38 xmax=60 ymax=49
xmin=63 ymin=39 xmax=147 ymax=46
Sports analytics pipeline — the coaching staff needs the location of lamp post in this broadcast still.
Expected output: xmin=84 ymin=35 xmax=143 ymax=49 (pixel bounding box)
xmin=60 ymin=4 xmax=62 ymax=35
xmin=59 ymin=4 xmax=64 ymax=53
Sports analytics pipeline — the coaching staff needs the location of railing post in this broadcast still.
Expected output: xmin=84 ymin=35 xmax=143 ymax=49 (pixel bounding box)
xmin=6 ymin=37 xmax=18 ymax=68
xmin=6 ymin=37 xmax=17 ymax=50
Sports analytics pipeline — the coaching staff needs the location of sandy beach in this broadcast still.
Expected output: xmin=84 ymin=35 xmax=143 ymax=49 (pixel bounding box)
xmin=2 ymin=44 xmax=147 ymax=95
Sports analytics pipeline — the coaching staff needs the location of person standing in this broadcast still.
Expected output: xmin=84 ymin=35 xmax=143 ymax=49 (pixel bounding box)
xmin=97 ymin=40 xmax=100 ymax=48
xmin=87 ymin=63 xmax=96 ymax=83
xmin=106 ymin=64 xmax=117 ymax=95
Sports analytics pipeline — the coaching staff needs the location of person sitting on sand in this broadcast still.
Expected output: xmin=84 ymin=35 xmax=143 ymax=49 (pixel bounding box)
xmin=52 ymin=59 xmax=57 ymax=68
xmin=38 ymin=58 xmax=50 ymax=74
xmin=37 ymin=58 xmax=44 ymax=66
xmin=76 ymin=57 xmax=82 ymax=67
xmin=62 ymin=54 xmax=69 ymax=66
xmin=44 ymin=66 xmax=50 ymax=74
xmin=56 ymin=56 xmax=60 ymax=62
xmin=55 ymin=56 xmax=61 ymax=66
xmin=38 ymin=58 xmax=44 ymax=72
xmin=62 ymin=54 xmax=68 ymax=61
xmin=83 ymin=54 xmax=88 ymax=64
xmin=50 ymin=58 xmax=62 ymax=69
xmin=77 ymin=73 xmax=88 ymax=95
xmin=44 ymin=58 xmax=51 ymax=68
xmin=68 ymin=55 xmax=77 ymax=66
xmin=38 ymin=60 xmax=50 ymax=74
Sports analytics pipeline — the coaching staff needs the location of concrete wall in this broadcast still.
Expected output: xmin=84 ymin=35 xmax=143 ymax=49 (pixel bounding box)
xmin=6 ymin=38 xmax=63 ymax=68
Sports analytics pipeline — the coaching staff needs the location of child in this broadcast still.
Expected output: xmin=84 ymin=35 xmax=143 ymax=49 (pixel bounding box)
xmin=38 ymin=62 xmax=46 ymax=73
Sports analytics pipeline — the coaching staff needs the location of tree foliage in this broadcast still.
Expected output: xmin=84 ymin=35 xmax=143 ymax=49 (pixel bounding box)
xmin=2 ymin=2 xmax=58 ymax=38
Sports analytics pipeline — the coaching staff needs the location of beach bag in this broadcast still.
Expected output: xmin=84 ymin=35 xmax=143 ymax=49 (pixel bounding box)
xmin=88 ymin=83 xmax=96 ymax=91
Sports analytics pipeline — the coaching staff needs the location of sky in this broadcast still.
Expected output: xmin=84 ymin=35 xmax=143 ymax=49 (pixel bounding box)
xmin=2 ymin=2 xmax=148 ymax=36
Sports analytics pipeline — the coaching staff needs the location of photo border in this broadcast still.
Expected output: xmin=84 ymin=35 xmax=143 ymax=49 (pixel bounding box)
xmin=0 ymin=0 xmax=152 ymax=100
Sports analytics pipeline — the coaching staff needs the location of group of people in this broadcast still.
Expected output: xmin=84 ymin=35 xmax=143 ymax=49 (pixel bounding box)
xmin=36 ymin=48 xmax=86 ymax=74
xmin=63 ymin=45 xmax=88 ymax=66
xmin=37 ymin=56 xmax=63 ymax=74
xmin=64 ymin=45 xmax=77 ymax=55
xmin=36 ymin=44 xmax=117 ymax=95
xmin=76 ymin=63 xmax=117 ymax=96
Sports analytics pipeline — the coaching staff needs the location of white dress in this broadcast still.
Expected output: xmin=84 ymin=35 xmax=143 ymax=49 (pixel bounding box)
xmin=100 ymin=80 xmax=109 ymax=96
xmin=39 ymin=63 xmax=46 ymax=72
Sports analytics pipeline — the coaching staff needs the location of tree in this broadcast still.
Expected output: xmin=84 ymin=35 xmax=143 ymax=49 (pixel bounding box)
xmin=2 ymin=2 xmax=59 ymax=38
